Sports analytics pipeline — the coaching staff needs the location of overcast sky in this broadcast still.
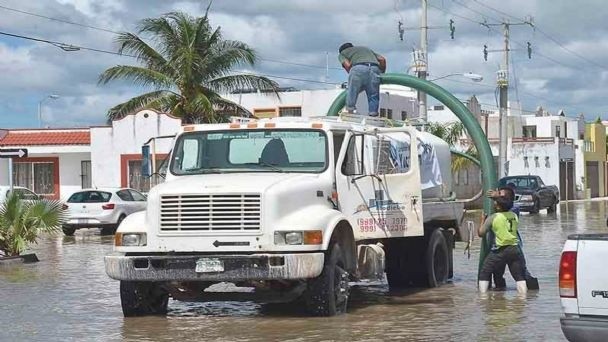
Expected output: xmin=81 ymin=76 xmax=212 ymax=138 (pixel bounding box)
xmin=0 ymin=0 xmax=607 ymax=128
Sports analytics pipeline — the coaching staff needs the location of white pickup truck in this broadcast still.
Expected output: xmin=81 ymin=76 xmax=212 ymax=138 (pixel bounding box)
xmin=560 ymin=234 xmax=608 ymax=341
xmin=105 ymin=115 xmax=469 ymax=317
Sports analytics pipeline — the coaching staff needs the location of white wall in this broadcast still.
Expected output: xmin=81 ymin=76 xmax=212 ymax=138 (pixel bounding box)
xmin=90 ymin=110 xmax=181 ymax=188
xmin=58 ymin=152 xmax=90 ymax=200
xmin=223 ymin=87 xmax=419 ymax=119
xmin=508 ymin=140 xmax=562 ymax=191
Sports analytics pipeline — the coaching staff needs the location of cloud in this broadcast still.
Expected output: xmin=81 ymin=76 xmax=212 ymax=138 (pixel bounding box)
xmin=0 ymin=0 xmax=608 ymax=127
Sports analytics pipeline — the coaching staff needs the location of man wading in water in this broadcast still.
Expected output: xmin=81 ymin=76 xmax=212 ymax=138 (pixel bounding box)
xmin=478 ymin=195 xmax=528 ymax=294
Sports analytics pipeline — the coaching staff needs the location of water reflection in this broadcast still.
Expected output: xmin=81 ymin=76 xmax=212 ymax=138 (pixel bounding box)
xmin=3 ymin=201 xmax=606 ymax=341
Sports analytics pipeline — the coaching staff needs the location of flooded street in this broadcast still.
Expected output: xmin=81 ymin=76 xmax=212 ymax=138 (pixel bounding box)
xmin=2 ymin=200 xmax=607 ymax=342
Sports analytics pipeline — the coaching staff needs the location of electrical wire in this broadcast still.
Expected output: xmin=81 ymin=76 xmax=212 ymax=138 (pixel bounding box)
xmin=0 ymin=3 xmax=343 ymax=71
xmin=0 ymin=3 xmax=122 ymax=34
xmin=468 ymin=0 xmax=608 ymax=71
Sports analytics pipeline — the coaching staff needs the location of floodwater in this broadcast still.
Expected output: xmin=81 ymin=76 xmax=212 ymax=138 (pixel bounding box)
xmin=1 ymin=200 xmax=607 ymax=342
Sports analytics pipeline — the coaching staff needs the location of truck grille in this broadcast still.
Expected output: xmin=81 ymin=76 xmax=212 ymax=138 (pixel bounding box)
xmin=160 ymin=194 xmax=261 ymax=232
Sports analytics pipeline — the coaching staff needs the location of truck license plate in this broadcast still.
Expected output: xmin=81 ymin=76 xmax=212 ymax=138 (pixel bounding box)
xmin=195 ymin=258 xmax=224 ymax=273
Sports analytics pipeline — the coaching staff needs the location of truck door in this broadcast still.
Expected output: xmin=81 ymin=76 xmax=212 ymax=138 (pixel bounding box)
xmin=335 ymin=128 xmax=424 ymax=240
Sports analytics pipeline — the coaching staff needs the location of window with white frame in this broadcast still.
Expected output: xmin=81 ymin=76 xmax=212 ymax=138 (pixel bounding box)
xmin=81 ymin=161 xmax=92 ymax=189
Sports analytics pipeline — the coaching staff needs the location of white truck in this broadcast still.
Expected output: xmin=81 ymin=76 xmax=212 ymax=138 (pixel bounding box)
xmin=105 ymin=115 xmax=468 ymax=317
xmin=560 ymin=234 xmax=608 ymax=341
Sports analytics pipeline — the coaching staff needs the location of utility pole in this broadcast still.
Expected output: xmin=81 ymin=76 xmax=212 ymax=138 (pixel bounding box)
xmin=417 ymin=0 xmax=428 ymax=123
xmin=498 ymin=22 xmax=510 ymax=178
xmin=482 ymin=17 xmax=533 ymax=178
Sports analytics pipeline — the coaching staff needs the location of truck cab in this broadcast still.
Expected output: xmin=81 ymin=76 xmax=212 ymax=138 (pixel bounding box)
xmin=105 ymin=115 xmax=465 ymax=317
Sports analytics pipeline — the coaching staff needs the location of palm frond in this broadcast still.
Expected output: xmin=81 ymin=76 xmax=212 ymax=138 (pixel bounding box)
xmin=208 ymin=74 xmax=279 ymax=95
xmin=0 ymin=193 xmax=65 ymax=256
xmin=106 ymin=90 xmax=171 ymax=122
xmin=114 ymin=32 xmax=169 ymax=71
xmin=98 ymin=65 xmax=174 ymax=89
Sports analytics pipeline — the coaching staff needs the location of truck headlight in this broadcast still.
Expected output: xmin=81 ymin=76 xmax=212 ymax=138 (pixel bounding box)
xmin=274 ymin=231 xmax=322 ymax=245
xmin=115 ymin=232 xmax=147 ymax=246
xmin=519 ymin=195 xmax=533 ymax=201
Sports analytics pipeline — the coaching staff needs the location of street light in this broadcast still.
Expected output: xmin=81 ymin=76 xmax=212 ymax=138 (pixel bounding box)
xmin=429 ymin=72 xmax=484 ymax=82
xmin=38 ymin=94 xmax=60 ymax=128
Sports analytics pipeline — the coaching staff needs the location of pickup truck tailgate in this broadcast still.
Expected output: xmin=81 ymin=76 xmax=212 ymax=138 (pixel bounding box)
xmin=577 ymin=236 xmax=608 ymax=315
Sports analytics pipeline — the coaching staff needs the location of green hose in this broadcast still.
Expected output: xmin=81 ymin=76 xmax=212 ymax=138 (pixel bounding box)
xmin=326 ymin=73 xmax=497 ymax=278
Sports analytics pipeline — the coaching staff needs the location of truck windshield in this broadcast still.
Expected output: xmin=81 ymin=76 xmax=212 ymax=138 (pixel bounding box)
xmin=170 ymin=129 xmax=328 ymax=175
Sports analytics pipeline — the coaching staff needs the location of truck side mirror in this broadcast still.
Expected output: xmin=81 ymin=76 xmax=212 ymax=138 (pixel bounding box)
xmin=141 ymin=145 xmax=152 ymax=178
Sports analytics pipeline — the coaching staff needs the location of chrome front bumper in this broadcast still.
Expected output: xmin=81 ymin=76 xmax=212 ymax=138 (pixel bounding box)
xmin=104 ymin=253 xmax=325 ymax=282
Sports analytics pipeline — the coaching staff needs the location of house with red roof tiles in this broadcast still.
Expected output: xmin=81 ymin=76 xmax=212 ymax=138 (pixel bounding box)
xmin=0 ymin=110 xmax=181 ymax=200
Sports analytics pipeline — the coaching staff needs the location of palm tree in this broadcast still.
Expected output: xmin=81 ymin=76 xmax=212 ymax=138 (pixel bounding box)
xmin=426 ymin=121 xmax=479 ymax=171
xmin=99 ymin=9 xmax=279 ymax=123
xmin=0 ymin=193 xmax=66 ymax=257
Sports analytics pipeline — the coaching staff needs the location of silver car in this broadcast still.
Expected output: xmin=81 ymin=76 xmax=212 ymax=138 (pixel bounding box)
xmin=62 ymin=188 xmax=147 ymax=236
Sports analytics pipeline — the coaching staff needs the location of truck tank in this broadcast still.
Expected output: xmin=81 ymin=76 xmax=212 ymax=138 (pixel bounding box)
xmin=417 ymin=131 xmax=453 ymax=201
xmin=374 ymin=130 xmax=453 ymax=201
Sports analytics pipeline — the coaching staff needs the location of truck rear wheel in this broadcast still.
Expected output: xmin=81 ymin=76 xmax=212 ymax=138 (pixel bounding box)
xmin=425 ymin=229 xmax=450 ymax=288
xmin=304 ymin=243 xmax=349 ymax=316
xmin=120 ymin=281 xmax=169 ymax=317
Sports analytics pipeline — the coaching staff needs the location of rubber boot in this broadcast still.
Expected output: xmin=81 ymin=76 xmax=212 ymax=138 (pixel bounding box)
xmin=479 ymin=281 xmax=490 ymax=293
xmin=516 ymin=281 xmax=528 ymax=294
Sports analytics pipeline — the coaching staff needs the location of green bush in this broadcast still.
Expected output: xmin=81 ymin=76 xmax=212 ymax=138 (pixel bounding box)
xmin=0 ymin=192 xmax=66 ymax=257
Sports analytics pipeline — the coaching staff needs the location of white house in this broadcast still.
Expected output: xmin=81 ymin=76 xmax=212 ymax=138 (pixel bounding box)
xmin=0 ymin=128 xmax=91 ymax=200
xmin=90 ymin=110 xmax=181 ymax=192
xmin=0 ymin=111 xmax=181 ymax=200
xmin=222 ymin=86 xmax=419 ymax=120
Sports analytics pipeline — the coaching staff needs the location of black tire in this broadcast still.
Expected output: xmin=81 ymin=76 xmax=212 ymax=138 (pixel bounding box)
xmin=425 ymin=229 xmax=450 ymax=288
xmin=530 ymin=199 xmax=540 ymax=214
xmin=62 ymin=225 xmax=76 ymax=236
xmin=547 ymin=197 xmax=557 ymax=213
xmin=120 ymin=281 xmax=169 ymax=317
xmin=304 ymin=243 xmax=349 ymax=316
xmin=101 ymin=215 xmax=125 ymax=235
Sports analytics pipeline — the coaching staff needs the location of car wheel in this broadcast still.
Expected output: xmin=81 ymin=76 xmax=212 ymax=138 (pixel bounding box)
xmin=101 ymin=214 xmax=125 ymax=235
xmin=530 ymin=199 xmax=540 ymax=214
xmin=547 ymin=197 xmax=557 ymax=213
xmin=62 ymin=225 xmax=76 ymax=236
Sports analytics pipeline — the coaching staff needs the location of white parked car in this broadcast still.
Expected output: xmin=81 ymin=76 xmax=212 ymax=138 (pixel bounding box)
xmin=62 ymin=188 xmax=147 ymax=236
xmin=0 ymin=186 xmax=42 ymax=202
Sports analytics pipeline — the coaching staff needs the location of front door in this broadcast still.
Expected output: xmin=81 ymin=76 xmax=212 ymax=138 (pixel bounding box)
xmin=335 ymin=128 xmax=424 ymax=241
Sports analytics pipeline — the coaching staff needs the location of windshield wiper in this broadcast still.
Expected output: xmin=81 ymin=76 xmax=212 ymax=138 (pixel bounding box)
xmin=243 ymin=161 xmax=285 ymax=172
xmin=183 ymin=167 xmax=223 ymax=174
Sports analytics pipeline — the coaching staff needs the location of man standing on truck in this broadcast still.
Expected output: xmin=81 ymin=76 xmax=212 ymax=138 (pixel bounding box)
xmin=478 ymin=195 xmax=527 ymax=294
xmin=338 ymin=43 xmax=386 ymax=116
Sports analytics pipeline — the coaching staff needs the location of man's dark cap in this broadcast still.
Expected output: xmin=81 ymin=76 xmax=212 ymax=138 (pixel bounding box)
xmin=339 ymin=42 xmax=353 ymax=53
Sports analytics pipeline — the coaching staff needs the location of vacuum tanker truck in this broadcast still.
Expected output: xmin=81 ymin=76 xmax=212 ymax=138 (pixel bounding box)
xmin=105 ymin=114 xmax=468 ymax=317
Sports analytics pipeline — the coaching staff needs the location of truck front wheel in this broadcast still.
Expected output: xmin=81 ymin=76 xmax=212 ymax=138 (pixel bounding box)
xmin=304 ymin=243 xmax=349 ymax=316
xmin=120 ymin=281 xmax=169 ymax=317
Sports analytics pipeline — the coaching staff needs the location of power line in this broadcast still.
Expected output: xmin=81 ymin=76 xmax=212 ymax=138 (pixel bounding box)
xmin=0 ymin=30 xmax=137 ymax=57
xmin=0 ymin=3 xmax=121 ymax=34
xmin=0 ymin=3 xmax=343 ymax=71
xmin=0 ymin=30 xmax=343 ymax=87
xmin=468 ymin=0 xmax=608 ymax=71
xmin=258 ymin=58 xmax=342 ymax=71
